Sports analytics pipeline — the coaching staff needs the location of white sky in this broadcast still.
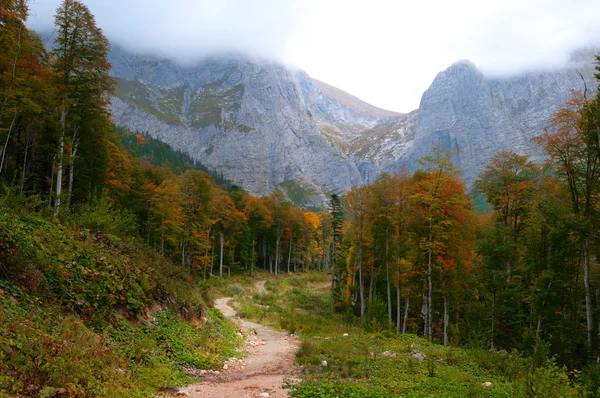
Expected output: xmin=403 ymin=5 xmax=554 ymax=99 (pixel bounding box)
xmin=27 ymin=0 xmax=600 ymax=112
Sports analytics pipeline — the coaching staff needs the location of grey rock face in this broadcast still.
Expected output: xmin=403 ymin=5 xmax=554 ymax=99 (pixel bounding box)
xmin=406 ymin=57 xmax=597 ymax=184
xmin=108 ymin=46 xmax=410 ymax=204
xmin=108 ymin=43 xmax=598 ymax=202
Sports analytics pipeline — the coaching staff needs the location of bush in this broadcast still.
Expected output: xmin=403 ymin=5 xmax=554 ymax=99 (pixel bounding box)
xmin=68 ymin=195 xmax=138 ymax=238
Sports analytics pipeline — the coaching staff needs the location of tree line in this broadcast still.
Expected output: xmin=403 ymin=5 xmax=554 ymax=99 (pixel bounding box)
xmin=333 ymin=81 xmax=600 ymax=369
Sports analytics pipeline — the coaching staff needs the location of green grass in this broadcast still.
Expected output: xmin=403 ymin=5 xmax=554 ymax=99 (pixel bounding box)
xmin=229 ymin=272 xmax=583 ymax=398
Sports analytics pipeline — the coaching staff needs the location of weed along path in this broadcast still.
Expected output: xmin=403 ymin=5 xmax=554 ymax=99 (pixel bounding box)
xmin=179 ymin=282 xmax=299 ymax=398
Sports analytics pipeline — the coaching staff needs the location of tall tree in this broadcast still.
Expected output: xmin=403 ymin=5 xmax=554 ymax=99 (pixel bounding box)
xmin=533 ymin=91 xmax=600 ymax=352
xmin=329 ymin=193 xmax=343 ymax=313
xmin=52 ymin=0 xmax=114 ymax=216
xmin=411 ymin=145 xmax=472 ymax=342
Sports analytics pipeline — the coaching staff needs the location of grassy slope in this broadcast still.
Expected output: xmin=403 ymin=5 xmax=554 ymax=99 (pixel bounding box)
xmin=230 ymin=272 xmax=583 ymax=398
xmin=0 ymin=210 xmax=241 ymax=397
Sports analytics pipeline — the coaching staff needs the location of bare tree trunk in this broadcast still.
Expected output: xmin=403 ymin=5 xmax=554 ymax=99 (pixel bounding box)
xmin=287 ymin=236 xmax=292 ymax=273
xmin=331 ymin=244 xmax=335 ymax=314
xmin=250 ymin=240 xmax=256 ymax=276
xmin=427 ymin=218 xmax=433 ymax=342
xmin=211 ymin=236 xmax=215 ymax=275
xmin=275 ymin=235 xmax=281 ymax=276
xmin=491 ymin=291 xmax=496 ymax=350
xmin=359 ymin=239 xmax=365 ymax=321
xmin=20 ymin=124 xmax=31 ymax=194
xmin=228 ymin=245 xmax=232 ymax=278
xmin=54 ymin=104 xmax=67 ymax=218
xmin=396 ymin=283 xmax=401 ymax=333
xmin=48 ymin=156 xmax=56 ymax=208
xmin=584 ymin=236 xmax=593 ymax=351
xmin=0 ymin=113 xmax=18 ymax=175
xmin=262 ymin=235 xmax=267 ymax=270
xmin=66 ymin=130 xmax=79 ymax=211
xmin=386 ymin=223 xmax=392 ymax=324
xmin=219 ymin=232 xmax=224 ymax=277
xmin=443 ymin=297 xmax=449 ymax=346
xmin=403 ymin=293 xmax=409 ymax=334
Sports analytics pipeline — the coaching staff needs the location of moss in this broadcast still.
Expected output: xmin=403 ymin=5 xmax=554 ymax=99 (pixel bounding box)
xmin=188 ymin=84 xmax=245 ymax=129
xmin=115 ymin=78 xmax=184 ymax=127
xmin=223 ymin=118 xmax=253 ymax=132
xmin=275 ymin=180 xmax=320 ymax=207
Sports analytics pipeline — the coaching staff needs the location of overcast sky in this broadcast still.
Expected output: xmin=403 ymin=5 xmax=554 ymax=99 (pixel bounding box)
xmin=27 ymin=0 xmax=600 ymax=112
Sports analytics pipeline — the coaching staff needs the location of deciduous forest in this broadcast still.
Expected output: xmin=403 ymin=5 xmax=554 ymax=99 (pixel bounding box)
xmin=3 ymin=0 xmax=600 ymax=396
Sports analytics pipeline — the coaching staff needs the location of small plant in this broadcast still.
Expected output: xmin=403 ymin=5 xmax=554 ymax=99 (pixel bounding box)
xmin=427 ymin=359 xmax=436 ymax=377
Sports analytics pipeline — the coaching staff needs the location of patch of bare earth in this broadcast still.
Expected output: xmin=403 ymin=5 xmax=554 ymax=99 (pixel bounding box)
xmin=178 ymin=288 xmax=299 ymax=398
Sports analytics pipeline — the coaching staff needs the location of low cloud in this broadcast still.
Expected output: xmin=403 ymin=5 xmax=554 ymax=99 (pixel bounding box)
xmin=27 ymin=0 xmax=600 ymax=112
xmin=27 ymin=0 xmax=304 ymax=63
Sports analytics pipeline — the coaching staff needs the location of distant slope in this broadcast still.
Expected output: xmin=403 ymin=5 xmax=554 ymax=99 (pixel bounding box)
xmin=311 ymin=78 xmax=401 ymax=119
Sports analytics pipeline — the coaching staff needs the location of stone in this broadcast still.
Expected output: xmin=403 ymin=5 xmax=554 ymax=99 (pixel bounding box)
xmin=411 ymin=352 xmax=425 ymax=362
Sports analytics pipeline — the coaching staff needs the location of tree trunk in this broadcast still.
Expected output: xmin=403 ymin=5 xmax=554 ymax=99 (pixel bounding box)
xmin=228 ymin=245 xmax=232 ymax=278
xmin=66 ymin=131 xmax=78 ymax=211
xmin=251 ymin=240 xmax=255 ymax=277
xmin=262 ymin=235 xmax=267 ymax=270
xmin=287 ymin=236 xmax=292 ymax=273
xmin=584 ymin=236 xmax=593 ymax=351
xmin=48 ymin=156 xmax=55 ymax=208
xmin=443 ymin=297 xmax=449 ymax=346
xmin=20 ymin=123 xmax=31 ymax=194
xmin=491 ymin=291 xmax=496 ymax=350
xmin=403 ymin=293 xmax=410 ymax=334
xmin=211 ymin=236 xmax=215 ymax=275
xmin=0 ymin=113 xmax=18 ymax=175
xmin=427 ymin=217 xmax=433 ymax=342
xmin=219 ymin=232 xmax=224 ymax=277
xmin=275 ymin=235 xmax=281 ymax=276
xmin=359 ymin=239 xmax=365 ymax=321
xmin=54 ymin=104 xmax=67 ymax=218
xmin=396 ymin=283 xmax=401 ymax=333
xmin=386 ymin=223 xmax=392 ymax=324
xmin=505 ymin=260 xmax=512 ymax=287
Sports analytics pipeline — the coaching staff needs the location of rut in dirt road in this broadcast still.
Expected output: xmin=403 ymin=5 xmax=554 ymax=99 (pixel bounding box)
xmin=178 ymin=283 xmax=299 ymax=398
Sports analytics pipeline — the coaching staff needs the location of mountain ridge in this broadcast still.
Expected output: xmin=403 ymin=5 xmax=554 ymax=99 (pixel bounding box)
xmin=99 ymin=38 xmax=598 ymax=204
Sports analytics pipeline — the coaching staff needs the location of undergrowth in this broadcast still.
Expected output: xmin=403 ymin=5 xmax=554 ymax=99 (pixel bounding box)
xmin=0 ymin=210 xmax=241 ymax=397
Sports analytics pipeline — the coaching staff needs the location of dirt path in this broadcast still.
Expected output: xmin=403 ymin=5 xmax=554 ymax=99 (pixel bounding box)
xmin=178 ymin=283 xmax=299 ymax=398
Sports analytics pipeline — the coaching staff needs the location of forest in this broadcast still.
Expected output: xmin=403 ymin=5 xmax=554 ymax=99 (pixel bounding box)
xmin=3 ymin=0 xmax=600 ymax=396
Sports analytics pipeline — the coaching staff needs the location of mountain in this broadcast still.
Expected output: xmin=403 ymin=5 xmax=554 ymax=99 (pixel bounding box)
xmin=405 ymin=55 xmax=598 ymax=182
xmin=106 ymin=44 xmax=597 ymax=204
xmin=108 ymin=46 xmax=404 ymax=205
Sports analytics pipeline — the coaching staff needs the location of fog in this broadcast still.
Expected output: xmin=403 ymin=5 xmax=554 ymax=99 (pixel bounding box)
xmin=27 ymin=0 xmax=600 ymax=112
